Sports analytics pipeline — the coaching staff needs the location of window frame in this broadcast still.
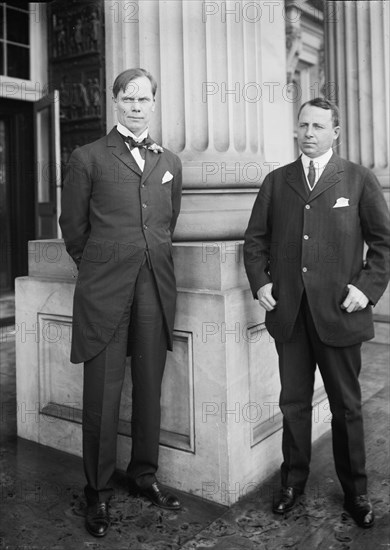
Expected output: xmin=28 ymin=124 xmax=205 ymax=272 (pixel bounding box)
xmin=0 ymin=2 xmax=31 ymax=79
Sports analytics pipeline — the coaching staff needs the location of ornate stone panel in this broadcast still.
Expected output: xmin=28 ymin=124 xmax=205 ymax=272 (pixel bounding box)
xmin=38 ymin=311 xmax=194 ymax=453
xmin=247 ymin=322 xmax=328 ymax=447
xmin=47 ymin=0 xmax=106 ymax=162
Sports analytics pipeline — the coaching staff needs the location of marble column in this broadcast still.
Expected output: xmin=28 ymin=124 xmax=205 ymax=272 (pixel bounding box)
xmin=105 ymin=0 xmax=305 ymax=503
xmin=325 ymin=0 xmax=389 ymax=185
xmin=325 ymin=0 xmax=390 ymax=328
xmin=15 ymin=0 xmax=389 ymax=506
xmin=105 ymin=0 xmax=294 ymax=240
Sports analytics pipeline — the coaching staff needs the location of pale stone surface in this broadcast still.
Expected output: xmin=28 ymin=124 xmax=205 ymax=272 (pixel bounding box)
xmin=13 ymin=0 xmax=390 ymax=509
xmin=15 ymin=277 xmax=76 ymax=444
xmin=104 ymin=0 xmax=293 ymax=244
xmin=28 ymin=239 xmax=77 ymax=281
xmin=174 ymin=190 xmax=259 ymax=242
xmin=172 ymin=240 xmax=246 ymax=291
xmin=326 ymin=1 xmax=390 ymax=330
xmin=326 ymin=1 xmax=389 ymax=177
xmin=16 ymin=240 xmax=331 ymax=505
xmin=373 ymin=321 xmax=390 ymax=346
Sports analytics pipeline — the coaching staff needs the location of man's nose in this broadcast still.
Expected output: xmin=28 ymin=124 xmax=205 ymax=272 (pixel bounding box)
xmin=305 ymin=125 xmax=314 ymax=137
xmin=131 ymin=101 xmax=141 ymax=111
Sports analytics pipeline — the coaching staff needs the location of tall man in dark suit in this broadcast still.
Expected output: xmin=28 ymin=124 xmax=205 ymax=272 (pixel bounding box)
xmin=244 ymin=98 xmax=389 ymax=528
xmin=60 ymin=68 xmax=182 ymax=537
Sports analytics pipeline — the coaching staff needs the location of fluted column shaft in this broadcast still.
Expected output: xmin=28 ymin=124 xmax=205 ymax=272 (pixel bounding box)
xmin=104 ymin=0 xmax=294 ymax=239
xmin=325 ymin=0 xmax=389 ymax=182
xmin=105 ymin=0 xmax=292 ymax=188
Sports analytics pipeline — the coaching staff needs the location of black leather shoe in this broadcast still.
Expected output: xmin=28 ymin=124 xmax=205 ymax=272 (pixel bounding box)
xmin=85 ymin=501 xmax=110 ymax=537
xmin=130 ymin=481 xmax=181 ymax=510
xmin=273 ymin=487 xmax=301 ymax=514
xmin=344 ymin=495 xmax=375 ymax=528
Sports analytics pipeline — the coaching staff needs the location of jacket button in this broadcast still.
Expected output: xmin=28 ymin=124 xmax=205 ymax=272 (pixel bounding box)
xmin=302 ymin=267 xmax=307 ymax=272
xmin=142 ymin=203 xmax=147 ymax=209
xmin=305 ymin=204 xmax=310 ymax=209
xmin=303 ymin=234 xmax=309 ymax=240
xmin=143 ymin=224 xmax=148 ymax=230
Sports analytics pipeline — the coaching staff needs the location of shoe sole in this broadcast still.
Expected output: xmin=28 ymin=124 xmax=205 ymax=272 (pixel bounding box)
xmin=85 ymin=524 xmax=109 ymax=538
xmin=129 ymin=486 xmax=182 ymax=510
xmin=343 ymin=507 xmax=375 ymax=529
xmin=137 ymin=493 xmax=182 ymax=511
xmin=272 ymin=505 xmax=296 ymax=515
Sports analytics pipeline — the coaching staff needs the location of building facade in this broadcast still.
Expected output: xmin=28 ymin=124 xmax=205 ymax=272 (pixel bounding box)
xmin=2 ymin=0 xmax=389 ymax=504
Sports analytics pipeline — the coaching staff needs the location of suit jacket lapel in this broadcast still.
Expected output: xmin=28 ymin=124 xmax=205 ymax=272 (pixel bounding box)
xmin=107 ymin=127 xmax=142 ymax=177
xmin=285 ymin=158 xmax=310 ymax=202
xmin=141 ymin=146 xmax=162 ymax=184
xmin=308 ymin=153 xmax=344 ymax=202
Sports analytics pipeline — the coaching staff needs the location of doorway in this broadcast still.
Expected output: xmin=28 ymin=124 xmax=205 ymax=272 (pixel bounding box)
xmin=0 ymin=98 xmax=34 ymax=291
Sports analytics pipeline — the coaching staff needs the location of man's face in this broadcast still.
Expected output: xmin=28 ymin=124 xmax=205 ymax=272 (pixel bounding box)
xmin=114 ymin=76 xmax=155 ymax=136
xmin=297 ymin=105 xmax=340 ymax=158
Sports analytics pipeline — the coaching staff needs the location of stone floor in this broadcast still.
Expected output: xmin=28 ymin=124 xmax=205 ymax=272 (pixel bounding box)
xmin=0 ymin=308 xmax=389 ymax=549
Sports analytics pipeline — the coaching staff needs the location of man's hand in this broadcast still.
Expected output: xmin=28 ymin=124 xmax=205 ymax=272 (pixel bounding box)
xmin=257 ymin=283 xmax=277 ymax=311
xmin=341 ymin=284 xmax=369 ymax=313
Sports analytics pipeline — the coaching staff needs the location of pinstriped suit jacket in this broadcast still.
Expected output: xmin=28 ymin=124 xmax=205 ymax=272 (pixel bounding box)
xmin=60 ymin=128 xmax=182 ymax=363
xmin=244 ymin=153 xmax=390 ymax=346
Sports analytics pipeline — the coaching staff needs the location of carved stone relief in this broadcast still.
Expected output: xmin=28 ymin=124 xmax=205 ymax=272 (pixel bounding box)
xmin=285 ymin=1 xmax=303 ymax=84
xmin=48 ymin=0 xmax=105 ymax=163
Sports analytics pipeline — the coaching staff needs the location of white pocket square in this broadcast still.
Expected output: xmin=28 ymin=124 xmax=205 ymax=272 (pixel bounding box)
xmin=162 ymin=171 xmax=173 ymax=184
xmin=333 ymin=197 xmax=349 ymax=208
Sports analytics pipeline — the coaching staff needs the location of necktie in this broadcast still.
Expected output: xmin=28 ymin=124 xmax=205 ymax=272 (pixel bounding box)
xmin=308 ymin=160 xmax=316 ymax=188
xmin=126 ymin=136 xmax=153 ymax=149
xmin=120 ymin=134 xmax=153 ymax=159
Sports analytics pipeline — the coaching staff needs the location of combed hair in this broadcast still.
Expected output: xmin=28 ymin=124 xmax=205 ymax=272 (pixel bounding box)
xmin=112 ymin=68 xmax=157 ymax=98
xmin=298 ymin=97 xmax=339 ymax=127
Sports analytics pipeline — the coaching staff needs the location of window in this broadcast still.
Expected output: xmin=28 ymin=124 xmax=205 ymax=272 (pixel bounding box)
xmin=0 ymin=2 xmax=30 ymax=79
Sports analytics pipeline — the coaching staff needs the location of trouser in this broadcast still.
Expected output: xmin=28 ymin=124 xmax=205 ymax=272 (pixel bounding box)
xmin=275 ymin=293 xmax=367 ymax=497
xmin=82 ymin=258 xmax=168 ymax=504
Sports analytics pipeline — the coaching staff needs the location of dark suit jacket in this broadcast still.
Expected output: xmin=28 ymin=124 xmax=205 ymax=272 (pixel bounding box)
xmin=59 ymin=128 xmax=182 ymax=363
xmin=244 ymin=153 xmax=390 ymax=346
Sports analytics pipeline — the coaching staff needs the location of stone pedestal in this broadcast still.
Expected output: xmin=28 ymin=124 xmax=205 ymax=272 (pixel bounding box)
xmin=15 ymin=239 xmax=331 ymax=505
xmin=13 ymin=0 xmax=389 ymax=509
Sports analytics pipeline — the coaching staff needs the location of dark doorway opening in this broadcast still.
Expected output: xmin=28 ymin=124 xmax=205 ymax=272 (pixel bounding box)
xmin=0 ymin=98 xmax=34 ymax=291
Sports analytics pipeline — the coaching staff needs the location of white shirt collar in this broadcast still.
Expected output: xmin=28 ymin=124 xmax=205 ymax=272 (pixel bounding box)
xmin=300 ymin=148 xmax=334 ymax=190
xmin=301 ymin=148 xmax=333 ymax=169
xmin=117 ymin=122 xmax=149 ymax=142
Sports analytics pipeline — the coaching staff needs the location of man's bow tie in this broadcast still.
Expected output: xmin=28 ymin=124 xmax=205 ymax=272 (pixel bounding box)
xmin=121 ymin=134 xmax=154 ymax=149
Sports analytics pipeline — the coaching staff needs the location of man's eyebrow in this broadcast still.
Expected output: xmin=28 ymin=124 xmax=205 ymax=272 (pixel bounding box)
xmin=122 ymin=95 xmax=150 ymax=100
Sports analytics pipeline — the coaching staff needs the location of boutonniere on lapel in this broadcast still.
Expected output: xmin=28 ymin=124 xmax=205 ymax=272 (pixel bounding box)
xmin=147 ymin=142 xmax=164 ymax=154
